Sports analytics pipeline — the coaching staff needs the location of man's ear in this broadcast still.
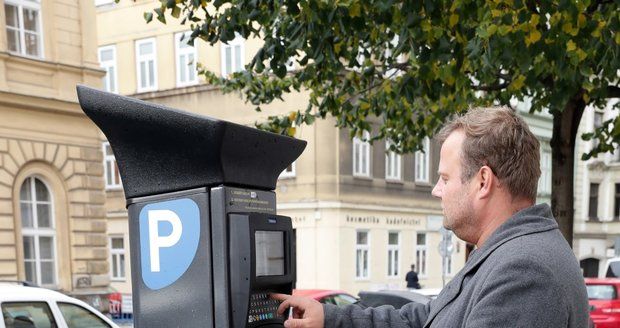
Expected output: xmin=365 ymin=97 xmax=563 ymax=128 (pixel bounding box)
xmin=477 ymin=166 xmax=494 ymax=199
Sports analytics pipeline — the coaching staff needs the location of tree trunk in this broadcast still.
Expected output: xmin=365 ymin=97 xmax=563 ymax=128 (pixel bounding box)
xmin=550 ymin=93 xmax=586 ymax=247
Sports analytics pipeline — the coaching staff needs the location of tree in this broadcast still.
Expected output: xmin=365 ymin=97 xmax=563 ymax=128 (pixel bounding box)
xmin=143 ymin=0 xmax=619 ymax=246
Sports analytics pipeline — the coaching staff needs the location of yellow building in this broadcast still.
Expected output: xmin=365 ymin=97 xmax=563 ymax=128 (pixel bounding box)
xmin=0 ymin=0 xmax=109 ymax=306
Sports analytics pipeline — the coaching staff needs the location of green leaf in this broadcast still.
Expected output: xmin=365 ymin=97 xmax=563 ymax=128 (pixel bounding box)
xmin=144 ymin=12 xmax=153 ymax=23
xmin=171 ymin=6 xmax=181 ymax=18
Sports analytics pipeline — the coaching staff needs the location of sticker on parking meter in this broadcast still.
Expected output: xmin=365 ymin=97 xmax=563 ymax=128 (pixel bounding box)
xmin=139 ymin=198 xmax=200 ymax=290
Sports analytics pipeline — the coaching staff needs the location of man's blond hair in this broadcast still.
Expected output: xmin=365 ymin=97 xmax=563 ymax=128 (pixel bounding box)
xmin=437 ymin=107 xmax=541 ymax=201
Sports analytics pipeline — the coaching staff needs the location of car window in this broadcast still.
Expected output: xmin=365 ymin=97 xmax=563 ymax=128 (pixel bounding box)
xmin=332 ymin=294 xmax=357 ymax=306
xmin=2 ymin=302 xmax=58 ymax=328
xmin=586 ymin=284 xmax=617 ymax=300
xmin=320 ymin=296 xmax=337 ymax=305
xmin=57 ymin=303 xmax=110 ymax=328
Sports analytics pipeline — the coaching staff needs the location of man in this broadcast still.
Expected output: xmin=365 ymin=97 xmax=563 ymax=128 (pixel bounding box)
xmin=273 ymin=107 xmax=589 ymax=327
xmin=405 ymin=264 xmax=420 ymax=290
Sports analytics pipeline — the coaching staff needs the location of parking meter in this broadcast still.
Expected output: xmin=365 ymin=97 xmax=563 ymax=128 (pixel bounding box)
xmin=76 ymin=86 xmax=305 ymax=328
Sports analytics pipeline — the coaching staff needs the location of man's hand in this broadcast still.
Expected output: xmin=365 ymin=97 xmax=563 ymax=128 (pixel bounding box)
xmin=271 ymin=293 xmax=325 ymax=328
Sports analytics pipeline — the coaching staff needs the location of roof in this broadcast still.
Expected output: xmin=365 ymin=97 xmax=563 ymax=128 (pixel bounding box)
xmin=293 ymin=289 xmax=353 ymax=299
xmin=585 ymin=278 xmax=620 ymax=284
xmin=0 ymin=284 xmax=75 ymax=302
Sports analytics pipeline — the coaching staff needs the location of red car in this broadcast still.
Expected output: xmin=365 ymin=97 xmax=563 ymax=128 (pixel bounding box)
xmin=292 ymin=289 xmax=358 ymax=306
xmin=586 ymin=278 xmax=620 ymax=327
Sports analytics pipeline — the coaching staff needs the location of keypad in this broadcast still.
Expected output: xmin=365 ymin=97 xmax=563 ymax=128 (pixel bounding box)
xmin=247 ymin=292 xmax=283 ymax=324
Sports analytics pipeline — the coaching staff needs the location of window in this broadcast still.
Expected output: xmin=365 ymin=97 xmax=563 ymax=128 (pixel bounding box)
xmin=593 ymin=111 xmax=604 ymax=149
xmin=98 ymin=45 xmax=117 ymax=93
xmin=415 ymin=233 xmax=427 ymax=277
xmin=110 ymin=236 xmax=126 ymax=280
xmin=538 ymin=150 xmax=552 ymax=195
xmin=279 ymin=161 xmax=296 ymax=179
xmin=615 ymin=184 xmax=620 ymax=221
xmin=175 ymin=32 xmax=198 ymax=87
xmin=220 ymin=34 xmax=244 ymax=77
xmin=353 ymin=131 xmax=371 ymax=177
xmin=385 ymin=140 xmax=401 ymax=181
xmin=103 ymin=142 xmax=121 ymax=189
xmin=387 ymin=232 xmax=399 ymax=277
xmin=415 ymin=138 xmax=430 ymax=183
xmin=58 ymin=303 xmax=111 ymax=328
xmin=20 ymin=177 xmax=56 ymax=286
xmin=588 ymin=183 xmax=599 ymax=221
xmin=355 ymin=231 xmax=369 ymax=279
xmin=2 ymin=302 xmax=57 ymax=328
xmin=135 ymin=38 xmax=157 ymax=92
xmin=5 ymin=0 xmax=43 ymax=57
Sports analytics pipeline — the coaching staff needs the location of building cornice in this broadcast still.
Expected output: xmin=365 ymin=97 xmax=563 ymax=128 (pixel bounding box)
xmin=0 ymin=90 xmax=85 ymax=116
xmin=277 ymin=200 xmax=442 ymax=215
xmin=0 ymin=51 xmax=105 ymax=76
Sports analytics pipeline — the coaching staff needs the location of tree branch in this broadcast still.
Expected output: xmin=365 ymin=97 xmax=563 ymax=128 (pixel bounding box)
xmin=471 ymin=82 xmax=511 ymax=91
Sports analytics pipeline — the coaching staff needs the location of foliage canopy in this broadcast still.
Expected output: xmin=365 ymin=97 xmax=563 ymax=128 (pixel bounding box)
xmin=144 ymin=0 xmax=619 ymax=155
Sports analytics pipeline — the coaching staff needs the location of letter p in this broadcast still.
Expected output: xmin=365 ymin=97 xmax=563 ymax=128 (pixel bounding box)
xmin=148 ymin=210 xmax=183 ymax=272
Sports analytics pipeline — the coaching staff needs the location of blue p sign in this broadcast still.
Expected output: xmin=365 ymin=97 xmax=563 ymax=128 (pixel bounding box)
xmin=139 ymin=198 xmax=200 ymax=290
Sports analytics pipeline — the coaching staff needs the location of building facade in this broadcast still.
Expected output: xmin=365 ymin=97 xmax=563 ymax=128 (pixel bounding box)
xmin=0 ymin=0 xmax=108 ymax=305
xmin=574 ymin=100 xmax=620 ymax=277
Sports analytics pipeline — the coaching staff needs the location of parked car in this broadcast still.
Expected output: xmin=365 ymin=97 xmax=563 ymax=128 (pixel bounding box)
xmin=0 ymin=282 xmax=119 ymax=328
xmin=292 ymin=289 xmax=358 ymax=306
xmin=604 ymin=258 xmax=620 ymax=278
xmin=586 ymin=278 xmax=620 ymax=328
xmin=410 ymin=288 xmax=442 ymax=300
xmin=357 ymin=290 xmax=432 ymax=309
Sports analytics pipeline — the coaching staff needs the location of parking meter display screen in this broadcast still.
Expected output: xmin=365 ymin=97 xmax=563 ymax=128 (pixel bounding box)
xmin=255 ymin=231 xmax=285 ymax=276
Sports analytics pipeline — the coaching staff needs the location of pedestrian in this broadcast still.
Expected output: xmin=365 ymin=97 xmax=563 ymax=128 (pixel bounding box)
xmin=405 ymin=264 xmax=421 ymax=290
xmin=272 ymin=107 xmax=589 ymax=328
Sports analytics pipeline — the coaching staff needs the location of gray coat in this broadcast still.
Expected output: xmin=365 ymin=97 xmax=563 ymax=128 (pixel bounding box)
xmin=323 ymin=204 xmax=589 ymax=327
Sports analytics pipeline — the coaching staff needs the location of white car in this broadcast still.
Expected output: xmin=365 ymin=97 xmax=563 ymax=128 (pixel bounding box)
xmin=0 ymin=283 xmax=119 ymax=328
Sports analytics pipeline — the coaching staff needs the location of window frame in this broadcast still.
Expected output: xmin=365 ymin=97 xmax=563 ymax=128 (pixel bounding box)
xmin=4 ymin=0 xmax=44 ymax=58
xmin=135 ymin=37 xmax=158 ymax=92
xmin=102 ymin=142 xmax=122 ymax=190
xmin=175 ymin=31 xmax=198 ymax=87
xmin=353 ymin=131 xmax=371 ymax=177
xmin=20 ymin=176 xmax=57 ymax=287
xmin=415 ymin=138 xmax=430 ymax=183
xmin=98 ymin=45 xmax=118 ymax=93
xmin=387 ymin=231 xmax=400 ymax=278
xmin=355 ymin=230 xmax=370 ymax=280
xmin=415 ymin=232 xmax=427 ymax=278
xmin=588 ymin=182 xmax=599 ymax=221
xmin=220 ymin=34 xmax=245 ymax=77
xmin=385 ymin=140 xmax=402 ymax=181
xmin=109 ymin=235 xmax=126 ymax=281
xmin=538 ymin=149 xmax=552 ymax=195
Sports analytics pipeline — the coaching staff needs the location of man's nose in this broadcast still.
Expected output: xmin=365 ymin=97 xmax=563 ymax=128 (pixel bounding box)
xmin=431 ymin=180 xmax=441 ymax=198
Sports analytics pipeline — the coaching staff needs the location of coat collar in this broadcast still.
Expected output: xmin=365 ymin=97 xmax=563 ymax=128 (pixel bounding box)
xmin=423 ymin=204 xmax=558 ymax=327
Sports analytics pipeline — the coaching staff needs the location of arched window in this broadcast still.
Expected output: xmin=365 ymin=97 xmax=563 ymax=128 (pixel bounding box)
xmin=20 ymin=176 xmax=56 ymax=286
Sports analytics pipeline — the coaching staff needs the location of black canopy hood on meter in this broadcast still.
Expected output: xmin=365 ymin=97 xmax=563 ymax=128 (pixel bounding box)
xmin=76 ymin=85 xmax=306 ymax=200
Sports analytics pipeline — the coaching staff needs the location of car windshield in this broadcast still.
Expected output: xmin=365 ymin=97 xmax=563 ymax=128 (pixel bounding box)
xmin=586 ymin=284 xmax=617 ymax=300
